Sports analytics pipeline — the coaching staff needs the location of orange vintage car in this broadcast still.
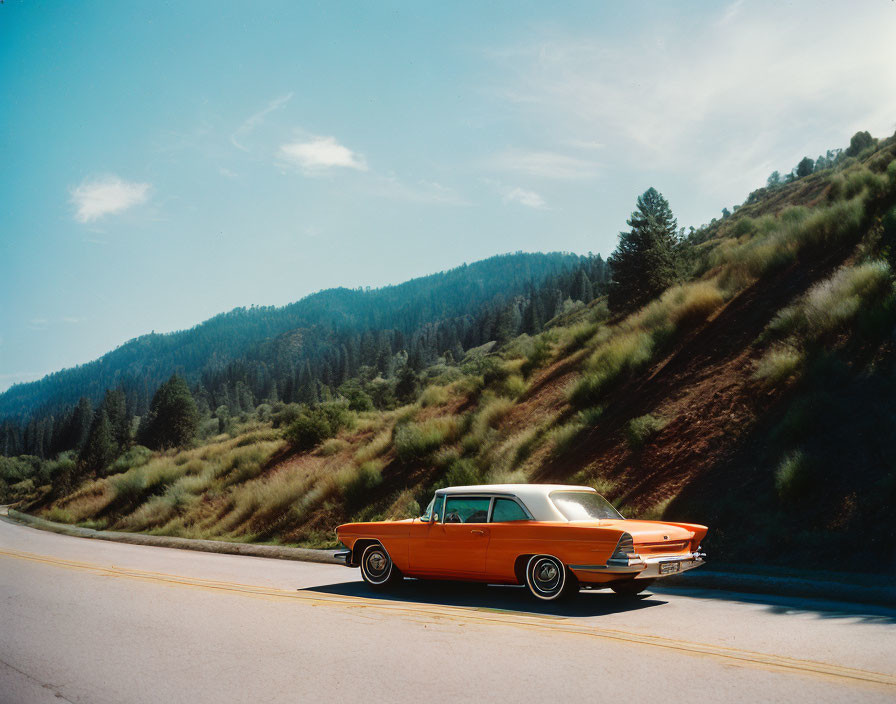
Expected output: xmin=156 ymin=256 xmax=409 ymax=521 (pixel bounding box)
xmin=335 ymin=484 xmax=707 ymax=601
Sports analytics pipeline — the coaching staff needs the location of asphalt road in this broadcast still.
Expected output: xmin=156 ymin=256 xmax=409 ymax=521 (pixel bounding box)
xmin=1 ymin=512 xmax=894 ymax=704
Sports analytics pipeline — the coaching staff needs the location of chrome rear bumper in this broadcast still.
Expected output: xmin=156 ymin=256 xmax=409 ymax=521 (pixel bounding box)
xmin=570 ymin=551 xmax=706 ymax=579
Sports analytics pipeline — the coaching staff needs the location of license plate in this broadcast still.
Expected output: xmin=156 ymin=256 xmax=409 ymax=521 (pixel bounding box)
xmin=659 ymin=561 xmax=681 ymax=575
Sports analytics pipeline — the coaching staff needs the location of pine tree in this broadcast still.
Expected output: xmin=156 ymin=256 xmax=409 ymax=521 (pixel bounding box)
xmin=395 ymin=365 xmax=418 ymax=403
xmin=138 ymin=375 xmax=199 ymax=450
xmin=523 ymin=293 xmax=544 ymax=334
xmin=573 ymin=271 xmax=594 ymax=303
xmin=101 ymin=389 xmax=130 ymax=451
xmin=81 ymin=409 xmax=116 ymax=472
xmin=69 ymin=397 xmax=93 ymax=453
xmin=607 ymin=187 xmax=680 ymax=313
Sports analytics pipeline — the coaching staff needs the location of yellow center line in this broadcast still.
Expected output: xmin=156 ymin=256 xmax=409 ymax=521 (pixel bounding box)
xmin=2 ymin=547 xmax=893 ymax=687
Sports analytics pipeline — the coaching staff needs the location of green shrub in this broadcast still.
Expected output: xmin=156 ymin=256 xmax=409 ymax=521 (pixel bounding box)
xmin=731 ymin=217 xmax=758 ymax=238
xmin=286 ymin=413 xmax=332 ymax=450
xmin=284 ymin=402 xmax=354 ymax=450
xmin=569 ymin=330 xmax=655 ymax=408
xmin=626 ymin=414 xmax=668 ymax=449
xmin=775 ymin=450 xmax=813 ymax=501
xmin=142 ymin=459 xmax=184 ymax=492
xmin=337 ymin=380 xmax=375 ymax=412
xmin=521 ymin=335 xmax=554 ymax=377
xmin=338 ymin=460 xmax=384 ymax=507
xmin=498 ymin=374 xmax=528 ymax=399
xmin=578 ymin=406 xmax=604 ymax=428
xmin=0 ymin=456 xmax=39 ymax=484
xmin=106 ymin=446 xmax=153 ymax=476
xmin=220 ymin=445 xmax=273 ymax=485
xmin=38 ymin=456 xmax=76 ymax=485
xmin=270 ymin=403 xmax=303 ymax=429
xmin=796 ymin=198 xmax=865 ymax=250
xmin=474 ymin=396 xmax=514 ymax=432
xmin=353 ymin=429 xmax=392 ymax=464
xmin=754 ymin=346 xmax=804 ymax=385
xmin=394 ymin=416 xmax=460 ymax=462
xmin=434 ymin=458 xmax=481 ymax=490
xmin=765 ymin=262 xmax=893 ymax=344
xmin=318 ymin=438 xmax=348 ymax=456
xmin=235 ymin=428 xmax=280 ymax=447
xmin=45 ymin=507 xmax=74 ymax=524
xmin=827 ymin=173 xmax=845 ymax=201
xmin=843 ymin=168 xmax=881 ymax=199
xmin=418 ymin=384 xmax=451 ymax=407
xmin=111 ymin=470 xmax=148 ymax=503
xmin=549 ymin=420 xmax=583 ymax=457
xmin=512 ymin=427 xmax=543 ymax=464
xmin=562 ymin=321 xmax=601 ymax=353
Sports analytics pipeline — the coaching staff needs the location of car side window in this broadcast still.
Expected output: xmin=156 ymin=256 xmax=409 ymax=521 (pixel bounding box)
xmin=491 ymin=498 xmax=529 ymax=522
xmin=443 ymin=497 xmax=491 ymax=524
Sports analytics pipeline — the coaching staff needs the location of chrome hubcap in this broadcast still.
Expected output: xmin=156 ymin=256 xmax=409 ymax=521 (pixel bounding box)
xmin=532 ymin=558 xmax=562 ymax=593
xmin=366 ymin=551 xmax=387 ymax=576
xmin=538 ymin=563 xmax=557 ymax=582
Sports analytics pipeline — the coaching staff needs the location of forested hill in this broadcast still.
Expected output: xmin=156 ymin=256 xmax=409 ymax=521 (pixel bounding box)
xmin=1 ymin=252 xmax=607 ymax=446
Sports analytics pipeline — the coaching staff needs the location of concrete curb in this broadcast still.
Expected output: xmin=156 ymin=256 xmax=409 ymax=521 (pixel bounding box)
xmin=5 ymin=508 xmax=893 ymax=607
xmin=5 ymin=508 xmax=341 ymax=565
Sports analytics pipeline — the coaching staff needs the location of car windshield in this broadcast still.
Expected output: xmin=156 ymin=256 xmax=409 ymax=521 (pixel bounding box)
xmin=550 ymin=491 xmax=623 ymax=521
xmin=420 ymin=495 xmax=444 ymax=521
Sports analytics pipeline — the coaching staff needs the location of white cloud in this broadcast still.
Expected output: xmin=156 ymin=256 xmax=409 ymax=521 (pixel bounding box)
xmin=487 ymin=149 xmax=599 ymax=180
xmin=488 ymin=2 xmax=896 ymax=205
xmin=504 ymin=187 xmax=546 ymax=209
xmin=278 ymin=136 xmax=368 ymax=172
xmin=231 ymin=92 xmax=293 ymax=152
xmin=62 ymin=317 xmax=82 ymax=324
xmin=28 ymin=318 xmax=47 ymax=330
xmin=70 ymin=176 xmax=150 ymax=223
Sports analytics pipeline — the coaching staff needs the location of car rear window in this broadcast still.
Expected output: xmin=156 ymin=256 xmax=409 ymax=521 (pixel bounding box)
xmin=491 ymin=498 xmax=529 ymax=522
xmin=550 ymin=491 xmax=623 ymax=521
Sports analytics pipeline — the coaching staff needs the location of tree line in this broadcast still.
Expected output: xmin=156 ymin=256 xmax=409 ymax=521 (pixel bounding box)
xmin=1 ymin=254 xmax=609 ymax=462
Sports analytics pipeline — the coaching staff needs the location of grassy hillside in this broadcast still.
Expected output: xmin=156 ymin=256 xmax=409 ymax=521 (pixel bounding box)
xmin=13 ymin=133 xmax=896 ymax=572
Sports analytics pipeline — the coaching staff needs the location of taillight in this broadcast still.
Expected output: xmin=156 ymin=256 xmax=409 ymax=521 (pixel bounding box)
xmin=612 ymin=532 xmax=635 ymax=558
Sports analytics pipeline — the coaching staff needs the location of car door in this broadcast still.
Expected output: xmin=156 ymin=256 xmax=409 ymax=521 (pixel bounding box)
xmin=408 ymin=496 xmax=491 ymax=575
xmin=484 ymin=497 xmax=534 ymax=580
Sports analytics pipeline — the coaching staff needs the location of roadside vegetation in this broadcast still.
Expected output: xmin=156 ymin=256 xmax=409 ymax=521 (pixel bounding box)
xmin=3 ymin=130 xmax=896 ymax=569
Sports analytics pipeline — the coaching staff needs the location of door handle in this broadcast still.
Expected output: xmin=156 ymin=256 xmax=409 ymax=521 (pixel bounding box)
xmin=471 ymin=529 xmax=487 ymax=535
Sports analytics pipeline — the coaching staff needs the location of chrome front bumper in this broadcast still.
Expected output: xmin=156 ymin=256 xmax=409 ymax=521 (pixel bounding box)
xmin=570 ymin=551 xmax=706 ymax=579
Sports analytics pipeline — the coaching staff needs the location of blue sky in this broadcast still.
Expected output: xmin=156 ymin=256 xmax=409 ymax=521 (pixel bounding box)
xmin=1 ymin=0 xmax=895 ymax=392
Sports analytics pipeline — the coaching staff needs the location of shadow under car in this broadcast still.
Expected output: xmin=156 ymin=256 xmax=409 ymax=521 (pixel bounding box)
xmin=301 ymin=578 xmax=667 ymax=618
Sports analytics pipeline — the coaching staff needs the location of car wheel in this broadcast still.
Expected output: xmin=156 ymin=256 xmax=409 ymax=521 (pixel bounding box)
xmin=610 ymin=579 xmax=654 ymax=596
xmin=360 ymin=543 xmax=402 ymax=588
xmin=525 ymin=554 xmax=577 ymax=601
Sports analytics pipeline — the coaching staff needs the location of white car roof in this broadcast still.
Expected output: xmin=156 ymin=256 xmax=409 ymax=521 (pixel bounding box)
xmin=434 ymin=483 xmax=597 ymax=522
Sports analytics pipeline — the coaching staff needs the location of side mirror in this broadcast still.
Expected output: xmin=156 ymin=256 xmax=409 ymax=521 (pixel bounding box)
xmin=432 ymin=513 xmax=439 ymax=523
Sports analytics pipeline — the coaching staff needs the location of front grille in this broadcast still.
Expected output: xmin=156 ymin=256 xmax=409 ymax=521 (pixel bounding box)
xmin=637 ymin=540 xmax=690 ymax=555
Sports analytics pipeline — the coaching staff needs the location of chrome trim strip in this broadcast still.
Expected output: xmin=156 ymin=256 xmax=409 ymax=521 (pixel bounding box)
xmin=570 ymin=552 xmax=706 ymax=576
